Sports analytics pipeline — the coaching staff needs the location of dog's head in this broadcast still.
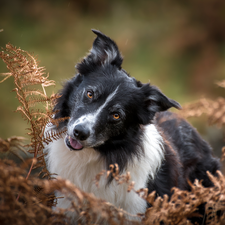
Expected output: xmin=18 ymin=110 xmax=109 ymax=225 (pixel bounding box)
xmin=54 ymin=30 xmax=181 ymax=151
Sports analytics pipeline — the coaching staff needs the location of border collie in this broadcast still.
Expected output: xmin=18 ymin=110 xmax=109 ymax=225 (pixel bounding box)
xmin=44 ymin=30 xmax=221 ymax=222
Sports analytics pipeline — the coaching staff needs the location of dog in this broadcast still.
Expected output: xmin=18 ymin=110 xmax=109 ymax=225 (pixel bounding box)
xmin=44 ymin=29 xmax=221 ymax=222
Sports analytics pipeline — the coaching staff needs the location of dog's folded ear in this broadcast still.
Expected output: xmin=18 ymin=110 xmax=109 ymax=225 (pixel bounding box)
xmin=76 ymin=30 xmax=123 ymax=74
xmin=138 ymin=84 xmax=182 ymax=124
xmin=91 ymin=29 xmax=123 ymax=68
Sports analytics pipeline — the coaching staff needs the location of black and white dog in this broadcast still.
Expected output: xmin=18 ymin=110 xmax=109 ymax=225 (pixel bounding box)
xmin=44 ymin=30 xmax=220 ymax=222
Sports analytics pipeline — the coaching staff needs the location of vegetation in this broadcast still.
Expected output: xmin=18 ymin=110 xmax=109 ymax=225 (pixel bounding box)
xmin=1 ymin=1 xmax=225 ymax=224
xmin=0 ymin=43 xmax=225 ymax=225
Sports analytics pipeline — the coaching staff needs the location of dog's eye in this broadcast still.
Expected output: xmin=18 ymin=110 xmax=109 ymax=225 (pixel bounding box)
xmin=113 ymin=113 xmax=120 ymax=120
xmin=87 ymin=91 xmax=93 ymax=99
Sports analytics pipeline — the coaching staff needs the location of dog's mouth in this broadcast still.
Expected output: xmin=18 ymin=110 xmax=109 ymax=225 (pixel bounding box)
xmin=65 ymin=135 xmax=83 ymax=151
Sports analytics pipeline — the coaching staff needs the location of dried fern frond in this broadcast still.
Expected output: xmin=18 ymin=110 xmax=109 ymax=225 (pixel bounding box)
xmin=0 ymin=159 xmax=67 ymax=225
xmin=180 ymin=79 xmax=225 ymax=127
xmin=0 ymin=158 xmax=141 ymax=225
xmin=43 ymin=128 xmax=67 ymax=145
xmin=180 ymin=97 xmax=225 ymax=127
xmin=0 ymin=136 xmax=27 ymax=161
xmin=216 ymin=80 xmax=225 ymax=88
xmin=0 ymin=44 xmax=57 ymax=180
xmin=45 ymin=179 xmax=142 ymax=225
xmin=94 ymin=164 xmax=133 ymax=190
xmin=0 ymin=72 xmax=12 ymax=83
xmin=0 ymin=136 xmax=26 ymax=153
xmin=144 ymin=171 xmax=225 ymax=225
xmin=95 ymin=164 xmax=225 ymax=224
xmin=1 ymin=157 xmax=225 ymax=225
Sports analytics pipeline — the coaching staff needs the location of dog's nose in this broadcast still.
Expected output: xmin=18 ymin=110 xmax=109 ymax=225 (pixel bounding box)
xmin=74 ymin=124 xmax=90 ymax=141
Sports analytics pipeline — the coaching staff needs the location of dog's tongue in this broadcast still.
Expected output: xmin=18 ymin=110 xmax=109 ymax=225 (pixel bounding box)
xmin=70 ymin=137 xmax=83 ymax=150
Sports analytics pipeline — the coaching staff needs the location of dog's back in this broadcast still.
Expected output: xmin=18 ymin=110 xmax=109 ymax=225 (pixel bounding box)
xmin=155 ymin=111 xmax=221 ymax=191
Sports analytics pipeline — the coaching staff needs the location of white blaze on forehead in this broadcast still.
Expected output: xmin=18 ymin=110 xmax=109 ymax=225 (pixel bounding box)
xmin=68 ymin=86 xmax=120 ymax=135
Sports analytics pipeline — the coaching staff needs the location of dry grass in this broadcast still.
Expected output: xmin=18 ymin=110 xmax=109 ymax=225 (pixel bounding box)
xmin=0 ymin=44 xmax=225 ymax=224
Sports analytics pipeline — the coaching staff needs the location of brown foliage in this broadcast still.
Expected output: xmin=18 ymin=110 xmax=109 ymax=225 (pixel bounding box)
xmin=0 ymin=159 xmax=66 ymax=225
xmin=180 ymin=81 xmax=225 ymax=162
xmin=0 ymin=136 xmax=27 ymax=161
xmin=144 ymin=172 xmax=225 ymax=225
xmin=0 ymin=158 xmax=225 ymax=225
xmin=0 ymin=44 xmax=225 ymax=224
xmin=180 ymin=96 xmax=225 ymax=127
xmin=0 ymin=44 xmax=66 ymax=179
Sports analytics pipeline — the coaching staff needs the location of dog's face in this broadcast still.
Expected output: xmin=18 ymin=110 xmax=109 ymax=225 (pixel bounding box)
xmin=54 ymin=30 xmax=181 ymax=151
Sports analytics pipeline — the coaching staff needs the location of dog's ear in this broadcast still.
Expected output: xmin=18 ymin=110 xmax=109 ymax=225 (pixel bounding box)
xmin=76 ymin=30 xmax=123 ymax=74
xmin=138 ymin=84 xmax=181 ymax=124
xmin=90 ymin=29 xmax=123 ymax=68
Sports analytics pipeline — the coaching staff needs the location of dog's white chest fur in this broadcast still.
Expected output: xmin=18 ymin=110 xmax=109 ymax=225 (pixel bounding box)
xmin=44 ymin=124 xmax=164 ymax=218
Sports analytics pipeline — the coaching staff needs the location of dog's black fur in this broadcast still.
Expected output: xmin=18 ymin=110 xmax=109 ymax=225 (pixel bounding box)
xmin=50 ymin=30 xmax=221 ymax=223
xmin=151 ymin=112 xmax=220 ymax=195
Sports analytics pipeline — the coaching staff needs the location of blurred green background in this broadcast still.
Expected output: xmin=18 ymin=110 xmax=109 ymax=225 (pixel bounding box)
xmin=0 ymin=0 xmax=225 ymax=156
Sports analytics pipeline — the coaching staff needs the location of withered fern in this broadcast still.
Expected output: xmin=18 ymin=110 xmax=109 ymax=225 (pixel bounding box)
xmin=0 ymin=159 xmax=67 ymax=225
xmin=180 ymin=96 xmax=225 ymax=127
xmin=144 ymin=171 xmax=225 ymax=225
xmin=0 ymin=44 xmax=64 ymax=179
xmin=0 ymin=136 xmax=27 ymax=161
